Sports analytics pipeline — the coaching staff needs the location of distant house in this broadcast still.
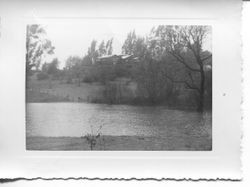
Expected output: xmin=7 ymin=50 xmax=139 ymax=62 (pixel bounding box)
xmin=96 ymin=54 xmax=139 ymax=67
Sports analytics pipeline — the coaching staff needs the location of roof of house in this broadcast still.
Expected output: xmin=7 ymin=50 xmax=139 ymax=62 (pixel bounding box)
xmin=97 ymin=54 xmax=133 ymax=60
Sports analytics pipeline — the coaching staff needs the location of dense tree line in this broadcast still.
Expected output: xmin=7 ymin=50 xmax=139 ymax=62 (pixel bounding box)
xmin=120 ymin=26 xmax=212 ymax=111
xmin=26 ymin=25 xmax=212 ymax=111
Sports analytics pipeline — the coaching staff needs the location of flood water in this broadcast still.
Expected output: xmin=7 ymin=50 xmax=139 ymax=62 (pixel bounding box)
xmin=26 ymin=103 xmax=206 ymax=137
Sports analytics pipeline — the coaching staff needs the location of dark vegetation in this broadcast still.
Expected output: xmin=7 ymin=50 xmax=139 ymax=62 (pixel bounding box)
xmin=26 ymin=89 xmax=70 ymax=103
xmin=26 ymin=25 xmax=212 ymax=112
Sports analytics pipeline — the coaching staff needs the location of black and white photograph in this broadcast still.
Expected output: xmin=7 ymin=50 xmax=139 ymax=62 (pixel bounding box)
xmin=0 ymin=0 xmax=243 ymax=182
xmin=25 ymin=21 xmax=212 ymax=151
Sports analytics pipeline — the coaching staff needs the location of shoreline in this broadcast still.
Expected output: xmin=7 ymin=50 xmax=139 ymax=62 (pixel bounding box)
xmin=26 ymin=79 xmax=211 ymax=111
xmin=26 ymin=101 xmax=212 ymax=113
xmin=26 ymin=135 xmax=212 ymax=151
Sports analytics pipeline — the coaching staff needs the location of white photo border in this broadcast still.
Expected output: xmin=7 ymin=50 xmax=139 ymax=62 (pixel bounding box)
xmin=0 ymin=0 xmax=241 ymax=179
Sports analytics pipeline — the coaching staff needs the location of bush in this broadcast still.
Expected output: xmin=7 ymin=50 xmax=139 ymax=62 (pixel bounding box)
xmin=37 ymin=72 xmax=49 ymax=80
xmin=114 ymin=64 xmax=130 ymax=78
xmin=82 ymin=76 xmax=94 ymax=83
xmin=102 ymin=83 xmax=116 ymax=104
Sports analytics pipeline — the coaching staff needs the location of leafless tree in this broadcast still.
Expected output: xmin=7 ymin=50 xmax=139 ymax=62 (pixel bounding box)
xmin=153 ymin=25 xmax=212 ymax=112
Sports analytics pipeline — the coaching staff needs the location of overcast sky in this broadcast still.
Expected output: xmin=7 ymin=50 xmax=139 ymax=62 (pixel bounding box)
xmin=41 ymin=19 xmax=212 ymax=68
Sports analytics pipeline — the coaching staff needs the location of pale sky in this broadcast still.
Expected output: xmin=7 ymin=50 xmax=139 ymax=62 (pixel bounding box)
xmin=41 ymin=19 xmax=212 ymax=68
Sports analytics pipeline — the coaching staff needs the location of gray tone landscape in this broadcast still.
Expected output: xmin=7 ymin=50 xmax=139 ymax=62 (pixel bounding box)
xmin=26 ymin=24 xmax=212 ymax=150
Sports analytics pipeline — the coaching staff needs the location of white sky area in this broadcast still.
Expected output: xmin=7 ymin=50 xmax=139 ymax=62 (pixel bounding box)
xmin=40 ymin=19 xmax=212 ymax=68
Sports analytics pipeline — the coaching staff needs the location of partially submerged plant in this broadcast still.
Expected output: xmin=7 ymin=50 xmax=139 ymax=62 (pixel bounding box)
xmin=82 ymin=125 xmax=103 ymax=150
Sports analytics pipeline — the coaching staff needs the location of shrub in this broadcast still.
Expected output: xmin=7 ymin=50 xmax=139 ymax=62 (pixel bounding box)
xmin=82 ymin=76 xmax=94 ymax=83
xmin=81 ymin=124 xmax=104 ymax=150
xmin=36 ymin=72 xmax=49 ymax=80
xmin=83 ymin=133 xmax=100 ymax=150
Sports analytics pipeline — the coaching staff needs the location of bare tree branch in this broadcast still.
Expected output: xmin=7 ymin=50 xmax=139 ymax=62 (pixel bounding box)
xmin=169 ymin=50 xmax=200 ymax=72
xmin=162 ymin=73 xmax=201 ymax=93
xmin=187 ymin=72 xmax=195 ymax=85
xmin=184 ymin=81 xmax=201 ymax=93
xmin=201 ymin=54 xmax=212 ymax=62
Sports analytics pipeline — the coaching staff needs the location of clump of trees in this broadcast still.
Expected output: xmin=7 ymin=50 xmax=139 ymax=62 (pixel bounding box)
xmin=38 ymin=58 xmax=60 ymax=80
xmin=62 ymin=38 xmax=116 ymax=85
xmin=26 ymin=24 xmax=212 ymax=111
xmin=26 ymin=25 xmax=55 ymax=77
xmin=151 ymin=25 xmax=212 ymax=111
xmin=121 ymin=26 xmax=212 ymax=111
xmin=64 ymin=56 xmax=83 ymax=85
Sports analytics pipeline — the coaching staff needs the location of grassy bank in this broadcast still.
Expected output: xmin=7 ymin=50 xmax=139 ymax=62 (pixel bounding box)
xmin=26 ymin=90 xmax=71 ymax=102
xmin=26 ymin=134 xmax=212 ymax=151
xmin=26 ymin=79 xmax=201 ymax=110
xmin=27 ymin=78 xmax=105 ymax=103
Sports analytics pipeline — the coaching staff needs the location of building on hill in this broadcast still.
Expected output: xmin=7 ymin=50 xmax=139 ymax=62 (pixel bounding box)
xmin=96 ymin=54 xmax=139 ymax=67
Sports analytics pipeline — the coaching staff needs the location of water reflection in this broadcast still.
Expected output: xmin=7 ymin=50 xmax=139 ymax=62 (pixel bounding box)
xmin=26 ymin=103 xmax=204 ymax=137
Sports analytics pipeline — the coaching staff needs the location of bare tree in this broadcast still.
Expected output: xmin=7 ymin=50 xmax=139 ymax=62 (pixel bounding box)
xmin=153 ymin=25 xmax=212 ymax=112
